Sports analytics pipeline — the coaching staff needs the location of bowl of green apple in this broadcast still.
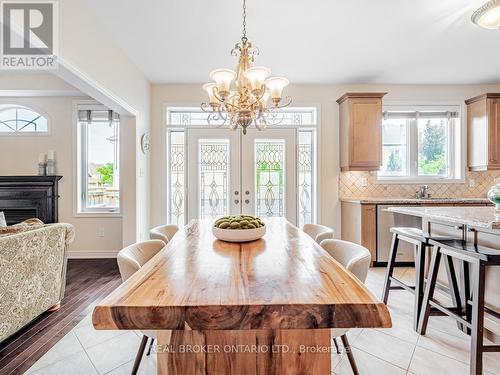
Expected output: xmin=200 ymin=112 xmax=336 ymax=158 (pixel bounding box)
xmin=212 ymin=215 xmax=266 ymax=242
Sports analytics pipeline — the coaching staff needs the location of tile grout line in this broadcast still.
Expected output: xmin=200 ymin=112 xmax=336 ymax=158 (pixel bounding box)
xmin=351 ymin=344 xmax=413 ymax=373
xmin=405 ymin=333 xmax=419 ymax=373
xmin=23 ymin=331 xmax=86 ymax=375
xmin=351 ymin=331 xmax=414 ymax=372
xmin=74 ymin=328 xmax=101 ymax=375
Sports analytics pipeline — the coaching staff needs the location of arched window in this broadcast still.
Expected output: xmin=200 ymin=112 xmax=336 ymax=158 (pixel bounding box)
xmin=0 ymin=105 xmax=49 ymax=133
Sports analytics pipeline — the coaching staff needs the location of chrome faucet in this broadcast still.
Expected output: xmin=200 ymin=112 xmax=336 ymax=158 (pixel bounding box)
xmin=417 ymin=185 xmax=430 ymax=199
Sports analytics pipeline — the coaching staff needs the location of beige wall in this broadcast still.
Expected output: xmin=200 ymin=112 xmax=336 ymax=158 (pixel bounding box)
xmin=0 ymin=96 xmax=125 ymax=256
xmin=55 ymin=0 xmax=152 ymax=242
xmin=151 ymin=83 xmax=500 ymax=235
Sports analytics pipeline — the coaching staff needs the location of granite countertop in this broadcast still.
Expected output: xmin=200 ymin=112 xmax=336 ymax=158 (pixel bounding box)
xmin=386 ymin=206 xmax=500 ymax=230
xmin=341 ymin=197 xmax=490 ymax=204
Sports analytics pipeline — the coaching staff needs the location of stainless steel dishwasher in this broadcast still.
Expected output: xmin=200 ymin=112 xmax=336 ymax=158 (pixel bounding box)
xmin=376 ymin=204 xmax=422 ymax=263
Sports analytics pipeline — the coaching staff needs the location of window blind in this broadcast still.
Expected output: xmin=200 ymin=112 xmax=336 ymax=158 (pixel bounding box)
xmin=78 ymin=109 xmax=120 ymax=122
xmin=383 ymin=110 xmax=460 ymax=120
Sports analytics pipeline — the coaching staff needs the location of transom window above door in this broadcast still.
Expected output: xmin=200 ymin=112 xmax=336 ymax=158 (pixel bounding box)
xmin=165 ymin=106 xmax=317 ymax=228
xmin=167 ymin=106 xmax=317 ymax=127
xmin=378 ymin=106 xmax=462 ymax=182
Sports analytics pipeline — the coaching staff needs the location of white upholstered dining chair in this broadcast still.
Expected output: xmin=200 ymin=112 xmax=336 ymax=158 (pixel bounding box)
xmin=319 ymin=239 xmax=371 ymax=375
xmin=303 ymin=223 xmax=335 ymax=243
xmin=149 ymin=224 xmax=179 ymax=243
xmin=117 ymin=240 xmax=166 ymax=375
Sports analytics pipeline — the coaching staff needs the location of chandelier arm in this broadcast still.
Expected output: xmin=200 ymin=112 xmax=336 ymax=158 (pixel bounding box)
xmin=212 ymin=88 xmax=244 ymax=112
xmin=222 ymin=99 xmax=243 ymax=111
xmin=201 ymin=102 xmax=215 ymax=113
xmin=212 ymin=88 xmax=226 ymax=104
xmin=273 ymin=96 xmax=293 ymax=109
xmin=217 ymin=106 xmax=228 ymax=123
xmin=247 ymin=85 xmax=267 ymax=108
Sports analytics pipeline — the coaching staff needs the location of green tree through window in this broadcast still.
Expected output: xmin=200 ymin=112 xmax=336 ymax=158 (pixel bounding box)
xmin=418 ymin=120 xmax=446 ymax=176
xmin=96 ymin=163 xmax=114 ymax=186
xmin=387 ymin=149 xmax=402 ymax=172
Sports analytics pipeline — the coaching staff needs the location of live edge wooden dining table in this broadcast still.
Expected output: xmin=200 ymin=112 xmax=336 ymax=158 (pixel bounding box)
xmin=92 ymin=218 xmax=391 ymax=374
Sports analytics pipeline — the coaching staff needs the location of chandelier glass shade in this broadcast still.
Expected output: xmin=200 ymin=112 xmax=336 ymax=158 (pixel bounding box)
xmin=472 ymin=0 xmax=500 ymax=29
xmin=201 ymin=0 xmax=291 ymax=134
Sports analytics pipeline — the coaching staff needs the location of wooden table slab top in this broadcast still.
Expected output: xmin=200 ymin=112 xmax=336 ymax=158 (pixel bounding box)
xmin=92 ymin=218 xmax=391 ymax=331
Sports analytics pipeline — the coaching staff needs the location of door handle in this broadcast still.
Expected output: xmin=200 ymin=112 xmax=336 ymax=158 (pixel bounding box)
xmin=234 ymin=191 xmax=239 ymax=195
xmin=245 ymin=190 xmax=250 ymax=195
xmin=245 ymin=199 xmax=250 ymax=204
xmin=235 ymin=199 xmax=240 ymax=204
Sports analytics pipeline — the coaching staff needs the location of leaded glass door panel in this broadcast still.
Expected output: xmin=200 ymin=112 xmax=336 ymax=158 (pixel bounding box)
xmin=242 ymin=129 xmax=297 ymax=224
xmin=186 ymin=129 xmax=241 ymax=221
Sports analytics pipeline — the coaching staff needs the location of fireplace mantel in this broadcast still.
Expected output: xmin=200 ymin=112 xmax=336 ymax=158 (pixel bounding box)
xmin=0 ymin=176 xmax=62 ymax=225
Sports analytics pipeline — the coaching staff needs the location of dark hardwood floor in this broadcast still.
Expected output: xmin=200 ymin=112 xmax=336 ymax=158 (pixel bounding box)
xmin=0 ymin=259 xmax=121 ymax=375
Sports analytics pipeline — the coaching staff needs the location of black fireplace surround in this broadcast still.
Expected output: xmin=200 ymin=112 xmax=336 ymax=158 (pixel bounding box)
xmin=0 ymin=176 xmax=62 ymax=225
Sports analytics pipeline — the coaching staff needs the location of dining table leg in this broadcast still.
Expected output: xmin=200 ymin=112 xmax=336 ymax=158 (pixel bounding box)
xmin=156 ymin=328 xmax=332 ymax=375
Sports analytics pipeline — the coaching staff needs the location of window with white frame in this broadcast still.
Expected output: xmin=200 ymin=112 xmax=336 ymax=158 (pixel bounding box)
xmin=378 ymin=107 xmax=462 ymax=181
xmin=77 ymin=107 xmax=120 ymax=213
xmin=0 ymin=104 xmax=48 ymax=134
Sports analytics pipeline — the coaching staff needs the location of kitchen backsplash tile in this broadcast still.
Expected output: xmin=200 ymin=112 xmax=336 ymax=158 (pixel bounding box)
xmin=339 ymin=171 xmax=500 ymax=198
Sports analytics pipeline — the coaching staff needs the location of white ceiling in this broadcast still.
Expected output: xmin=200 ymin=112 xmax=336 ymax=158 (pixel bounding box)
xmin=85 ymin=0 xmax=500 ymax=85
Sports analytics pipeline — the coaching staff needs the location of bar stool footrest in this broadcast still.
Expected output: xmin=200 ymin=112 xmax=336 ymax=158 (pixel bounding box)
xmin=389 ymin=276 xmax=415 ymax=294
xmin=429 ymin=300 xmax=471 ymax=329
xmin=483 ymin=345 xmax=500 ymax=353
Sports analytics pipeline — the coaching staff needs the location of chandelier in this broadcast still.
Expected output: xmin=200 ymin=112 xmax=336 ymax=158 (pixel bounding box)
xmin=201 ymin=0 xmax=291 ymax=134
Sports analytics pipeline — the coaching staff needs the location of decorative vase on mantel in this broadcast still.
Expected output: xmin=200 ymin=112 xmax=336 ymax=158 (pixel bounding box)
xmin=487 ymin=179 xmax=500 ymax=214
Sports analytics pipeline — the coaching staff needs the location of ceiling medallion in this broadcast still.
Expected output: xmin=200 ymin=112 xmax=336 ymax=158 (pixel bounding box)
xmin=472 ymin=0 xmax=500 ymax=29
xmin=201 ymin=0 xmax=291 ymax=134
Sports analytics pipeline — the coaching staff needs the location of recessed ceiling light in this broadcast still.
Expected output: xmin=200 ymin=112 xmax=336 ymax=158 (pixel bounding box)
xmin=472 ymin=0 xmax=500 ymax=29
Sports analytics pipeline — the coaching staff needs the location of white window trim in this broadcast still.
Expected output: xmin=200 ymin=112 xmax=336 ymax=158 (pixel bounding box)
xmin=162 ymin=103 xmax=320 ymax=226
xmin=377 ymin=103 xmax=465 ymax=184
xmin=73 ymin=100 xmax=122 ymax=217
xmin=0 ymin=101 xmax=51 ymax=136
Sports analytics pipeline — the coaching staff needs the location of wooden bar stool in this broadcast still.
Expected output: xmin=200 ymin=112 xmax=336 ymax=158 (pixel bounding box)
xmin=381 ymin=227 xmax=456 ymax=330
xmin=418 ymin=239 xmax=500 ymax=375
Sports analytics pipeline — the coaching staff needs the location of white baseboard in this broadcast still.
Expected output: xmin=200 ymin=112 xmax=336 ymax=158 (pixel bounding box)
xmin=68 ymin=250 xmax=118 ymax=259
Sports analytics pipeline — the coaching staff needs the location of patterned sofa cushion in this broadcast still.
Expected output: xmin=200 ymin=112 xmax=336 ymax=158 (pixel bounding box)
xmin=0 ymin=223 xmax=74 ymax=343
xmin=0 ymin=218 xmax=45 ymax=237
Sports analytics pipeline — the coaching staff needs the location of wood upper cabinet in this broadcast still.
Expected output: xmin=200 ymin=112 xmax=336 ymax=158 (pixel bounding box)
xmin=466 ymin=93 xmax=500 ymax=171
xmin=337 ymin=92 xmax=387 ymax=171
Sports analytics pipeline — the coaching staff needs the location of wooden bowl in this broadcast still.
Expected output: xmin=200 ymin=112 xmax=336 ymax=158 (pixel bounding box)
xmin=212 ymin=224 xmax=266 ymax=242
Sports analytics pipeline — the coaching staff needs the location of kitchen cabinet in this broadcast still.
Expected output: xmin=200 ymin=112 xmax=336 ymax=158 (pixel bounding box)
xmin=337 ymin=92 xmax=386 ymax=171
xmin=341 ymin=202 xmax=377 ymax=262
xmin=466 ymin=93 xmax=500 ymax=171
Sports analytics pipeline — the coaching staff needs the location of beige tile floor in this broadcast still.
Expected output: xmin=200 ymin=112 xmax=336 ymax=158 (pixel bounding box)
xmin=25 ymin=267 xmax=500 ymax=374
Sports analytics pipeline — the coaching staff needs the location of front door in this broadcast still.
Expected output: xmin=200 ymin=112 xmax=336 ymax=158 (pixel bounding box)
xmin=241 ymin=128 xmax=297 ymax=224
xmin=186 ymin=128 xmax=297 ymax=223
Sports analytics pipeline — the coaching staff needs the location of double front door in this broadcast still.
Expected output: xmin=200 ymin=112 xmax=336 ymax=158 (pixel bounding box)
xmin=186 ymin=128 xmax=297 ymax=224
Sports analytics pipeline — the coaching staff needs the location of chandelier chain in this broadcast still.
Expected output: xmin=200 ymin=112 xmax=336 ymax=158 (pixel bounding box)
xmin=242 ymin=0 xmax=247 ymax=43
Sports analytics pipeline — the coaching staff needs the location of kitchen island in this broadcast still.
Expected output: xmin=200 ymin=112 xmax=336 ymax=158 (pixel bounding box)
xmin=341 ymin=198 xmax=490 ymax=265
xmin=385 ymin=205 xmax=500 ymax=375
xmin=387 ymin=207 xmax=500 ymax=330
xmin=386 ymin=206 xmax=500 ymax=231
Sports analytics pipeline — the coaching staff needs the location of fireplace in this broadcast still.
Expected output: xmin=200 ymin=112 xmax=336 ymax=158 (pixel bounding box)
xmin=0 ymin=176 xmax=62 ymax=225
